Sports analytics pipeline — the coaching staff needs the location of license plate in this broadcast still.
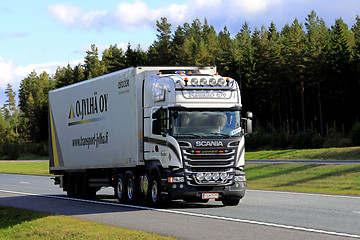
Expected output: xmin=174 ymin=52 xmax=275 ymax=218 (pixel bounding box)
xmin=202 ymin=193 xmax=219 ymax=199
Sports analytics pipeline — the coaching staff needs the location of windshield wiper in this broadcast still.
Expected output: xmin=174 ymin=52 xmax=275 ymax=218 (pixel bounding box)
xmin=209 ymin=132 xmax=231 ymax=138
xmin=175 ymin=133 xmax=203 ymax=138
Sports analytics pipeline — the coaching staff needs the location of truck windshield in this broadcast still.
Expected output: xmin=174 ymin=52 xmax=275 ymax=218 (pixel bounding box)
xmin=169 ymin=110 xmax=242 ymax=138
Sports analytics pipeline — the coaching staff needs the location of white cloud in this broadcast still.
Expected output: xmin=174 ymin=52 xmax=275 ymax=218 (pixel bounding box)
xmin=48 ymin=1 xmax=283 ymax=31
xmin=49 ymin=4 xmax=107 ymax=29
xmin=13 ymin=60 xmax=83 ymax=78
xmin=0 ymin=56 xmax=83 ymax=106
xmin=231 ymin=0 xmax=277 ymax=14
xmin=0 ymin=56 xmax=15 ymax=89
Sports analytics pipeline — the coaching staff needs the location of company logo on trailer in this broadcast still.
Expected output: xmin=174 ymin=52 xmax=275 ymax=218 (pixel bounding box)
xmin=68 ymin=92 xmax=108 ymax=126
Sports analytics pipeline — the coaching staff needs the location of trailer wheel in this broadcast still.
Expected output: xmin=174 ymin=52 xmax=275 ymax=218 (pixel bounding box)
xmin=66 ymin=173 xmax=75 ymax=198
xmin=149 ymin=174 xmax=161 ymax=206
xmin=74 ymin=173 xmax=86 ymax=198
xmin=115 ymin=173 xmax=125 ymax=202
xmin=221 ymin=198 xmax=240 ymax=206
xmin=125 ymin=171 xmax=137 ymax=203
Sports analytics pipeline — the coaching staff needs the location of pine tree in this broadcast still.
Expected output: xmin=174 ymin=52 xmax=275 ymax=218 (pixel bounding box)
xmin=282 ymin=19 xmax=307 ymax=131
xmin=84 ymin=44 xmax=105 ymax=79
xmin=102 ymin=44 xmax=126 ymax=73
xmin=2 ymin=84 xmax=16 ymax=120
xmin=304 ymin=11 xmax=330 ymax=135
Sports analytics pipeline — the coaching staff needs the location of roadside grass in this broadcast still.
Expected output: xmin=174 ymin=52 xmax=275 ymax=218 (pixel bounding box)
xmin=0 ymin=161 xmax=49 ymax=176
xmin=245 ymin=146 xmax=360 ymax=160
xmin=246 ymin=163 xmax=360 ymax=195
xmin=0 ymin=206 xmax=175 ymax=240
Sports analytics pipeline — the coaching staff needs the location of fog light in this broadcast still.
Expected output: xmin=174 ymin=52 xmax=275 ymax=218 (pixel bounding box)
xmin=218 ymin=78 xmax=226 ymax=86
xmin=213 ymin=172 xmax=220 ymax=181
xmin=205 ymin=172 xmax=212 ymax=181
xmin=191 ymin=78 xmax=199 ymax=85
xmin=220 ymin=172 xmax=228 ymax=181
xmin=200 ymin=78 xmax=207 ymax=86
xmin=209 ymin=78 xmax=217 ymax=86
xmin=196 ymin=172 xmax=205 ymax=181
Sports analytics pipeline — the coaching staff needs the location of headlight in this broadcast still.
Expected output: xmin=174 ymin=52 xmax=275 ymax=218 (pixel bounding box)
xmin=200 ymin=78 xmax=207 ymax=86
xmin=191 ymin=78 xmax=199 ymax=85
xmin=218 ymin=78 xmax=226 ymax=86
xmin=235 ymin=175 xmax=246 ymax=182
xmin=209 ymin=78 xmax=217 ymax=86
xmin=168 ymin=177 xmax=185 ymax=183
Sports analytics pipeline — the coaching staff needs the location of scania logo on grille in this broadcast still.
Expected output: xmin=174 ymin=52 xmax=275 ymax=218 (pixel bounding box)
xmin=195 ymin=141 xmax=224 ymax=147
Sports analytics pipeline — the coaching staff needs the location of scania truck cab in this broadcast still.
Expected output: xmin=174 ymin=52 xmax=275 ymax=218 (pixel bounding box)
xmin=142 ymin=67 xmax=252 ymax=206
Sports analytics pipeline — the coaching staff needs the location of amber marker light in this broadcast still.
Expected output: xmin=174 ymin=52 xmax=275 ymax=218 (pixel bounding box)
xmin=184 ymin=77 xmax=189 ymax=86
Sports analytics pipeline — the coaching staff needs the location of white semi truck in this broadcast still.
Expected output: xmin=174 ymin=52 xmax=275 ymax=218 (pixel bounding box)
xmin=49 ymin=66 xmax=252 ymax=206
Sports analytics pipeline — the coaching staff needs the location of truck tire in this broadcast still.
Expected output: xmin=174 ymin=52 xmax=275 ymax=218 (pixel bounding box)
xmin=149 ymin=174 xmax=161 ymax=206
xmin=125 ymin=171 xmax=137 ymax=203
xmin=74 ymin=173 xmax=85 ymax=198
xmin=115 ymin=173 xmax=125 ymax=202
xmin=66 ymin=173 xmax=75 ymax=198
xmin=222 ymin=198 xmax=240 ymax=206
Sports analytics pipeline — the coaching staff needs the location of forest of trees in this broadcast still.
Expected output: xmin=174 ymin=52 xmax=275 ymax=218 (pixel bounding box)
xmin=1 ymin=11 xmax=360 ymax=158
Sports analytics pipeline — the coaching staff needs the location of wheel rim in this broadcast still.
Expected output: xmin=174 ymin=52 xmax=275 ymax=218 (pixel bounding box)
xmin=151 ymin=181 xmax=158 ymax=203
xmin=117 ymin=177 xmax=123 ymax=199
xmin=127 ymin=178 xmax=133 ymax=200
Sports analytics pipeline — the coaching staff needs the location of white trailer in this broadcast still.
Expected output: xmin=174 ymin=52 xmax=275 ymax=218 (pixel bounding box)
xmin=49 ymin=66 xmax=252 ymax=206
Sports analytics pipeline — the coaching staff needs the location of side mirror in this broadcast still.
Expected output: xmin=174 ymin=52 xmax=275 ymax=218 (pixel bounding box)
xmin=152 ymin=119 xmax=162 ymax=135
xmin=245 ymin=111 xmax=253 ymax=135
xmin=152 ymin=112 xmax=160 ymax=120
xmin=246 ymin=111 xmax=253 ymax=119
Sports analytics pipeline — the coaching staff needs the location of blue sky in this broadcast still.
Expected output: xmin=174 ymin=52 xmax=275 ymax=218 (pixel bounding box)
xmin=1 ymin=0 xmax=360 ymax=106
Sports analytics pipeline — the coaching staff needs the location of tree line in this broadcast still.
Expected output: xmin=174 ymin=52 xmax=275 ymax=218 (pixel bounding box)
xmin=1 ymin=11 xmax=360 ymax=157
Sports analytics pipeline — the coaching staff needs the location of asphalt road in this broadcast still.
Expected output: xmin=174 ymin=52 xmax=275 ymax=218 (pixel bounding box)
xmin=0 ymin=173 xmax=359 ymax=240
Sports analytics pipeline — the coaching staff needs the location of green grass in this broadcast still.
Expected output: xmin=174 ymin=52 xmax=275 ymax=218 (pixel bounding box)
xmin=245 ymin=146 xmax=360 ymax=160
xmin=246 ymin=163 xmax=360 ymax=195
xmin=0 ymin=161 xmax=50 ymax=176
xmin=0 ymin=206 xmax=175 ymax=240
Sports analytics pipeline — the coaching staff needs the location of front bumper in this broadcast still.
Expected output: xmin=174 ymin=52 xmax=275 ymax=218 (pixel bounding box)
xmin=161 ymin=173 xmax=246 ymax=201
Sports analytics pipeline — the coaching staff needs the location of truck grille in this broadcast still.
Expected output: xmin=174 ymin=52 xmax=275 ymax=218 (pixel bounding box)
xmin=180 ymin=146 xmax=237 ymax=186
xmin=183 ymin=149 xmax=235 ymax=170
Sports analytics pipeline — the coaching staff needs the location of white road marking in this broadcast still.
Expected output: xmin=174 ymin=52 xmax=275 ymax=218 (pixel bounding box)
xmin=1 ymin=189 xmax=359 ymax=239
xmin=247 ymin=189 xmax=360 ymax=199
xmin=19 ymin=182 xmax=30 ymax=184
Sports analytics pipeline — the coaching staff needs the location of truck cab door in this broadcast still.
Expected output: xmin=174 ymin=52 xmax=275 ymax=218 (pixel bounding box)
xmin=144 ymin=107 xmax=168 ymax=164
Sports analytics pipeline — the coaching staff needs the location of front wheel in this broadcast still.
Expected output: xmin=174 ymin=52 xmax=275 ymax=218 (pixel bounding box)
xmin=222 ymin=198 xmax=240 ymax=206
xmin=149 ymin=174 xmax=161 ymax=206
